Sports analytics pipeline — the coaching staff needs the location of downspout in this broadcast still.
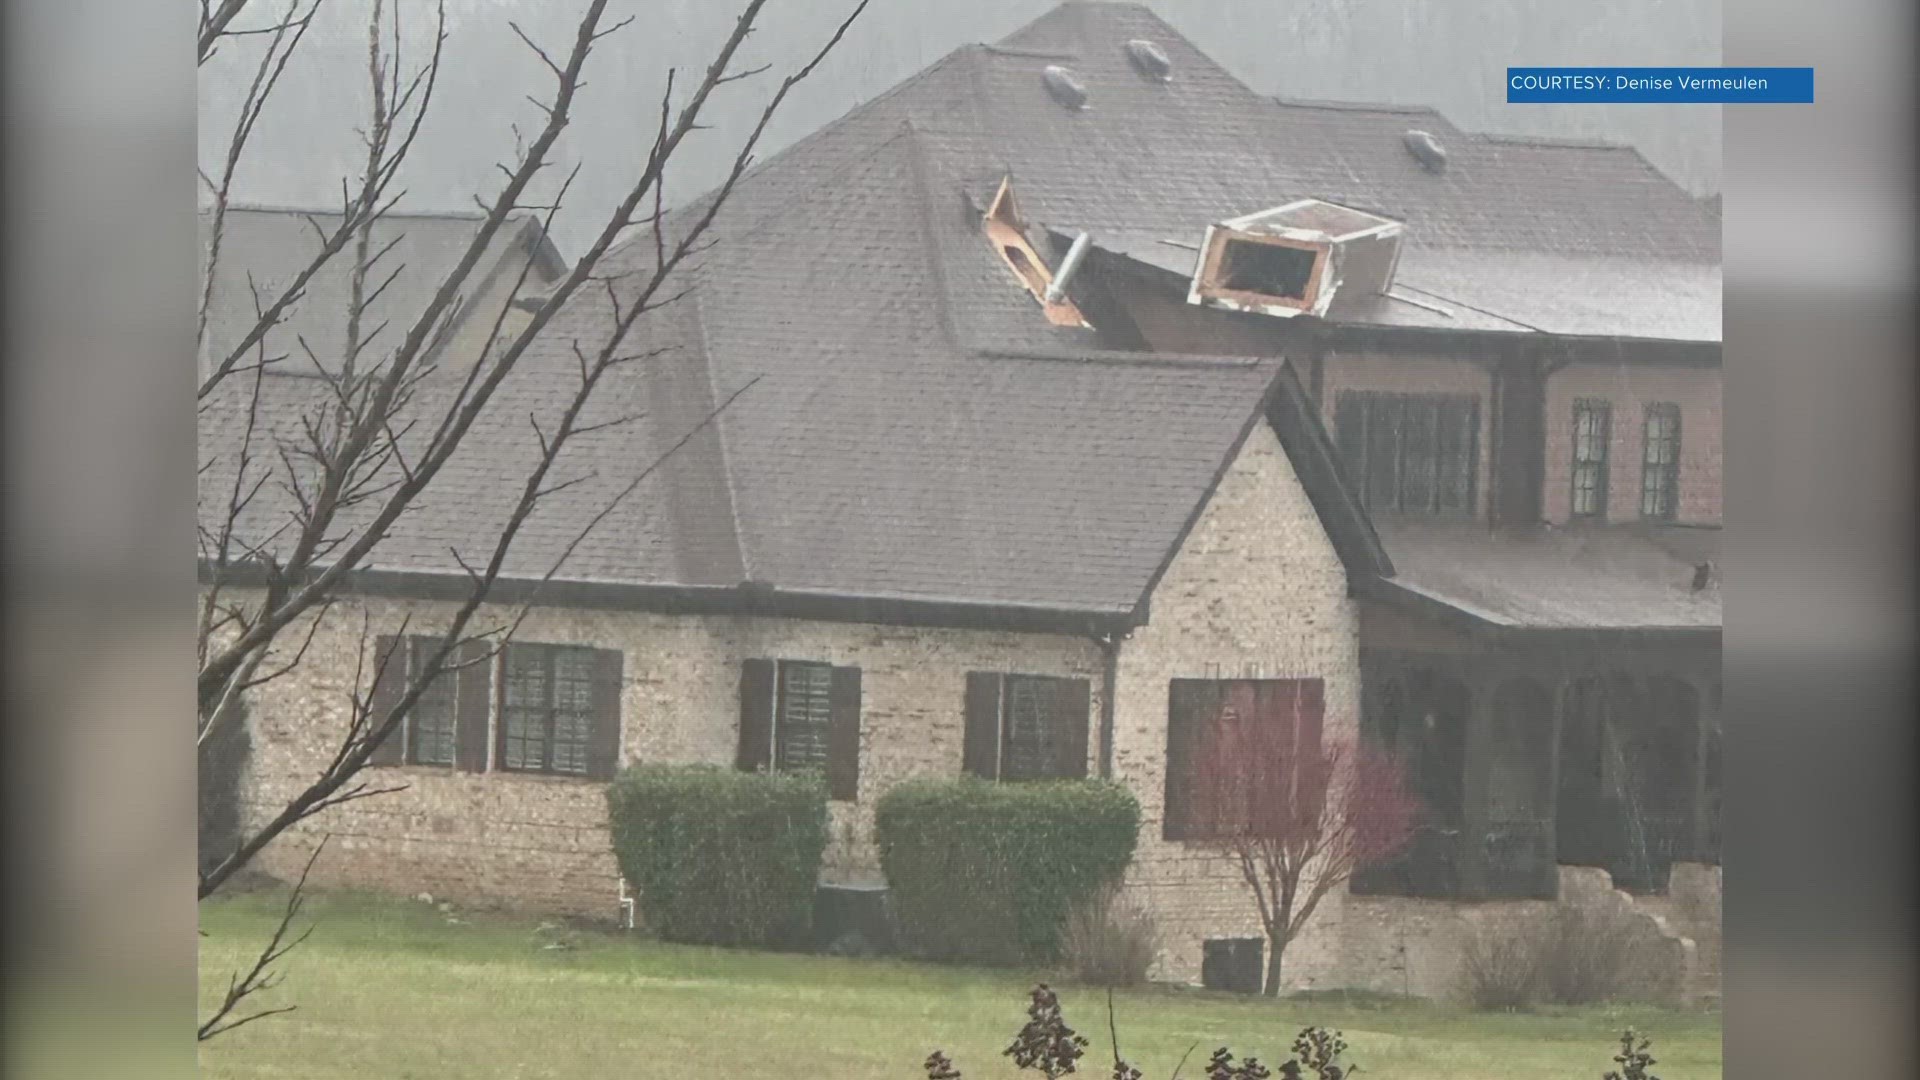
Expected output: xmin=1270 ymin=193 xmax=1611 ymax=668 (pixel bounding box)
xmin=1093 ymin=630 xmax=1124 ymax=779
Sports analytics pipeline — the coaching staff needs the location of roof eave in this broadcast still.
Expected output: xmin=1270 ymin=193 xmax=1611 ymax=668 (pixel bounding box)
xmin=198 ymin=561 xmax=1137 ymax=638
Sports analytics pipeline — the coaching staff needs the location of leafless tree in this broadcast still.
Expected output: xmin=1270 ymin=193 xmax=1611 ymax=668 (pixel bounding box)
xmin=1193 ymin=684 xmax=1420 ymax=995
xmin=195 ymin=0 xmax=867 ymax=1036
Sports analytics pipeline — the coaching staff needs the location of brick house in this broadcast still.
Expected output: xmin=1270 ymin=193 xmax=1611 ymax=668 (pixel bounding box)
xmin=202 ymin=2 xmax=1720 ymax=997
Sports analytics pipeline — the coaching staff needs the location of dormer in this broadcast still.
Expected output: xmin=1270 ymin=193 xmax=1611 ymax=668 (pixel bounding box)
xmin=1186 ymin=199 xmax=1405 ymax=319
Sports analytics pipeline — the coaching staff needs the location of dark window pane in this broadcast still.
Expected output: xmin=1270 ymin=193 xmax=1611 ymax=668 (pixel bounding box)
xmin=999 ymin=675 xmax=1086 ymax=781
xmin=1571 ymin=400 xmax=1611 ymax=518
xmin=1333 ymin=392 xmax=1366 ymax=492
xmin=499 ymin=643 xmax=606 ymax=777
xmin=776 ymin=661 xmax=833 ymax=774
xmin=1365 ymin=395 xmax=1403 ymax=510
xmin=1400 ymin=398 xmax=1439 ymax=511
xmin=1436 ymin=401 xmax=1477 ymax=512
xmin=404 ymin=637 xmax=458 ymax=767
xmin=1640 ymin=404 xmax=1681 ymax=520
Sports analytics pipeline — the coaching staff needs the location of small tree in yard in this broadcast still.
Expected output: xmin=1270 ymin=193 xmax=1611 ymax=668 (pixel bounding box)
xmin=1195 ymin=682 xmax=1420 ymax=996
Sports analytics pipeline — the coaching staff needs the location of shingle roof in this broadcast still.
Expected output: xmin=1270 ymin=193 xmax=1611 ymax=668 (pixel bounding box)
xmin=202 ymin=1 xmax=1713 ymax=625
xmin=199 ymin=97 xmax=1372 ymax=624
xmin=933 ymin=3 xmax=1721 ymax=342
xmin=1364 ymin=519 xmax=1721 ymax=630
xmin=197 ymin=205 xmax=566 ymax=379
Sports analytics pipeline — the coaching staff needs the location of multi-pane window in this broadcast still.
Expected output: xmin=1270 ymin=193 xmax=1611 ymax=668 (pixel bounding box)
xmin=402 ymin=637 xmax=458 ymax=767
xmin=1571 ymin=399 xmax=1612 ymax=519
xmin=963 ymin=673 xmax=1091 ymax=781
xmin=500 ymin=643 xmax=599 ymax=776
xmin=1334 ymin=391 xmax=1479 ymax=514
xmin=1640 ymin=403 xmax=1682 ymax=521
xmin=737 ymin=658 xmax=862 ymax=801
xmin=775 ymin=660 xmax=834 ymax=774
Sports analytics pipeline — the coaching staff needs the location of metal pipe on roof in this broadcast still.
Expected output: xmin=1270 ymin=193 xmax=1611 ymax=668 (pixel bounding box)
xmin=1044 ymin=231 xmax=1092 ymax=305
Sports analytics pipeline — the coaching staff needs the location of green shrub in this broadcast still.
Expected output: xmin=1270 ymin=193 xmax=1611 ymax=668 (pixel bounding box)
xmin=876 ymin=778 xmax=1139 ymax=964
xmin=606 ymin=765 xmax=828 ymax=949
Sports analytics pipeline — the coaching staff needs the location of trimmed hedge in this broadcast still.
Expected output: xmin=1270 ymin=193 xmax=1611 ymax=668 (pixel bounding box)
xmin=606 ymin=765 xmax=828 ymax=949
xmin=876 ymin=778 xmax=1140 ymax=964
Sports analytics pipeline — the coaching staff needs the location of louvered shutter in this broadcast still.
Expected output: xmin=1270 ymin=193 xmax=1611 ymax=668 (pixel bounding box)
xmin=1056 ymin=678 xmax=1092 ymax=779
xmin=737 ymin=658 xmax=776 ymax=772
xmin=825 ymin=666 xmax=862 ymax=801
xmin=586 ymin=647 xmax=625 ymax=780
xmin=453 ymin=640 xmax=492 ymax=773
xmin=365 ymin=635 xmax=408 ymax=765
xmin=962 ymin=672 xmax=1002 ymax=779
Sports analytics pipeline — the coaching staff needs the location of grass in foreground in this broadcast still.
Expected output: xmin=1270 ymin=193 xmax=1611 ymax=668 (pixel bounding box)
xmin=198 ymin=889 xmax=1721 ymax=1080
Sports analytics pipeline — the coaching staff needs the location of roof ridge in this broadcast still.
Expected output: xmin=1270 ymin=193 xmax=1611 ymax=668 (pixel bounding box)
xmin=1477 ymin=131 xmax=1630 ymax=151
xmin=1271 ymin=95 xmax=1441 ymax=116
xmin=206 ymin=201 xmax=490 ymax=222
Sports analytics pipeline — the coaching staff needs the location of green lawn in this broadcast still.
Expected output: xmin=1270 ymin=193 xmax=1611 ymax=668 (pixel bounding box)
xmin=198 ymin=890 xmax=1720 ymax=1079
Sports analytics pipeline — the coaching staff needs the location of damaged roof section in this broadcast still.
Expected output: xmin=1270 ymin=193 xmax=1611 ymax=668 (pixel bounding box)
xmin=1188 ymin=198 xmax=1406 ymax=320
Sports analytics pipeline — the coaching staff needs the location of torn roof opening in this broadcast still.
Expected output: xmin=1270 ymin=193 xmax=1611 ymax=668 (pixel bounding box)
xmin=984 ymin=175 xmax=1090 ymax=328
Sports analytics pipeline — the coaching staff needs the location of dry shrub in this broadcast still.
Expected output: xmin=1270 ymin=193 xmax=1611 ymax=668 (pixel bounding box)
xmin=1461 ymin=920 xmax=1543 ymax=1011
xmin=1462 ymin=907 xmax=1664 ymax=1010
xmin=1061 ymin=883 xmax=1160 ymax=987
xmin=1534 ymin=908 xmax=1660 ymax=1005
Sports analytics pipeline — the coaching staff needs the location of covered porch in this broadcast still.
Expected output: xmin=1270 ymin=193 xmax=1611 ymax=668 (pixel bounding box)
xmin=1349 ymin=522 xmax=1722 ymax=901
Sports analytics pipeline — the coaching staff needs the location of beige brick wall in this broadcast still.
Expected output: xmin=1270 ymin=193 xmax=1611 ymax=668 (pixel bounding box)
xmin=1107 ymin=420 xmax=1362 ymax=987
xmin=222 ymin=418 xmax=1360 ymax=987
xmin=1544 ymin=362 xmax=1721 ymax=525
xmin=230 ymin=595 xmax=1102 ymax=920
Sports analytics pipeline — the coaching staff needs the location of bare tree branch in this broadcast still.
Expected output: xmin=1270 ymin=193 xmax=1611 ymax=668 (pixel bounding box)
xmin=197 ymin=837 xmax=325 ymax=1040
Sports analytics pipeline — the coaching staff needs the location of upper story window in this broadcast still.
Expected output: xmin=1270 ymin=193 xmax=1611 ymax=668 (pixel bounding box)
xmin=1334 ymin=391 xmax=1478 ymax=515
xmin=1571 ymin=399 xmax=1613 ymax=519
xmin=737 ymin=658 xmax=862 ymax=801
xmin=963 ymin=672 xmax=1092 ymax=781
xmin=1640 ymin=403 xmax=1682 ymax=521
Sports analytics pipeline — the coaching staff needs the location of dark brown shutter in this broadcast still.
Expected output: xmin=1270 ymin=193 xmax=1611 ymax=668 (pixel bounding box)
xmin=366 ymin=635 xmax=407 ymax=766
xmin=826 ymin=665 xmax=862 ymax=801
xmin=737 ymin=658 xmax=776 ymax=772
xmin=1057 ymin=677 xmax=1093 ymax=780
xmin=1164 ymin=679 xmax=1221 ymax=840
xmin=963 ymin=672 xmax=1002 ymax=779
xmin=586 ymin=647 xmax=625 ymax=780
xmin=1295 ymin=678 xmax=1326 ymax=752
xmin=452 ymin=640 xmax=492 ymax=773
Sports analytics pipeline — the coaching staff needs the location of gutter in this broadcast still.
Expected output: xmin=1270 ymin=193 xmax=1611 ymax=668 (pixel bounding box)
xmin=1092 ymin=630 xmax=1125 ymax=779
xmin=198 ymin=561 xmax=1140 ymax=639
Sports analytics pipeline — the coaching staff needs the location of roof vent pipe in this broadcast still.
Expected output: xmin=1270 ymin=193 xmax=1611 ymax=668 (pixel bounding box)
xmin=1045 ymin=231 xmax=1093 ymax=305
xmin=1403 ymin=129 xmax=1448 ymax=174
xmin=1042 ymin=65 xmax=1089 ymax=110
xmin=1124 ymin=39 xmax=1172 ymax=82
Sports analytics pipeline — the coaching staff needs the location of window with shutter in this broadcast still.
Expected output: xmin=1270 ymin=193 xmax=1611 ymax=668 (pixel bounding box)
xmin=962 ymin=672 xmax=1091 ymax=781
xmin=775 ymin=660 xmax=834 ymax=774
xmin=497 ymin=642 xmax=616 ymax=778
xmin=1163 ymin=677 xmax=1326 ymax=842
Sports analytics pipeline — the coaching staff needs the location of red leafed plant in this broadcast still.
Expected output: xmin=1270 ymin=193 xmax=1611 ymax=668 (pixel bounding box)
xmin=1194 ymin=682 xmax=1421 ymax=995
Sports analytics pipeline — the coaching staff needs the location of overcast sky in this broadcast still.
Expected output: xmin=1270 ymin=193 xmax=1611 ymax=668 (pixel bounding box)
xmin=200 ymin=0 xmax=1721 ymax=257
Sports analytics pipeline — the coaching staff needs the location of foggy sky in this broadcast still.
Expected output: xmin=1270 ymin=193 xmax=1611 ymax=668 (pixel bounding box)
xmin=200 ymin=0 xmax=1721 ymax=258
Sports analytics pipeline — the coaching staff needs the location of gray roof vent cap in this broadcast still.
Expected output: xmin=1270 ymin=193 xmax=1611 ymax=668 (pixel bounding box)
xmin=1042 ymin=65 xmax=1089 ymax=110
xmin=1124 ymin=39 xmax=1172 ymax=82
xmin=1403 ymin=129 xmax=1448 ymax=174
